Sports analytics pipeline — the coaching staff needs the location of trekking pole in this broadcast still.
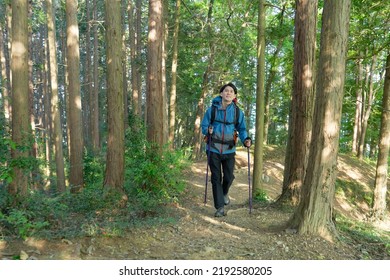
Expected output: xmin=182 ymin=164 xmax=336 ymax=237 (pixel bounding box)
xmin=204 ymin=131 xmax=211 ymax=205
xmin=247 ymin=146 xmax=252 ymax=214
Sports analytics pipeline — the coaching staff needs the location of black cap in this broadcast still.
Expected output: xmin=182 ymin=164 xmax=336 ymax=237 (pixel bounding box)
xmin=219 ymin=82 xmax=237 ymax=95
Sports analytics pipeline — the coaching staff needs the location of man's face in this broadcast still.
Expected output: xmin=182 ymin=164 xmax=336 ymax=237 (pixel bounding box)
xmin=220 ymin=86 xmax=236 ymax=103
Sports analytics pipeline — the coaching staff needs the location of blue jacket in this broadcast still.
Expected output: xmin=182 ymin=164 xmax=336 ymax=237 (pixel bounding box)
xmin=201 ymin=96 xmax=249 ymax=154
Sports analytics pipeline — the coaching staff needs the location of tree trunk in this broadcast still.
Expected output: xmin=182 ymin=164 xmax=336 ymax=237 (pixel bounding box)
xmin=128 ymin=0 xmax=136 ymax=114
xmin=162 ymin=0 xmax=169 ymax=145
xmin=0 ymin=23 xmax=10 ymax=127
xmin=130 ymin=0 xmax=142 ymax=117
xmin=10 ymin=0 xmax=30 ymax=196
xmin=289 ymin=0 xmax=351 ymax=238
xmin=169 ymin=0 xmax=181 ymax=149
xmin=84 ymin=0 xmax=91 ymax=148
xmin=192 ymin=0 xmax=214 ymax=159
xmin=103 ymin=0 xmax=126 ymax=201
xmin=352 ymin=59 xmax=363 ymax=155
xmin=47 ymin=0 xmax=66 ymax=193
xmin=357 ymin=55 xmax=377 ymax=159
xmin=372 ymin=53 xmax=390 ymax=219
xmin=28 ymin=2 xmax=40 ymax=189
xmin=43 ymin=34 xmax=52 ymax=189
xmin=91 ymin=0 xmax=100 ymax=153
xmin=277 ymin=0 xmax=317 ymax=206
xmin=6 ymin=3 xmax=12 ymax=118
xmin=264 ymin=4 xmax=287 ymax=144
xmin=146 ymin=0 xmax=165 ymax=148
xmin=193 ymin=62 xmax=211 ymax=159
xmin=66 ymin=0 xmax=84 ymax=191
xmin=122 ymin=0 xmax=128 ymax=129
xmin=252 ymin=0 xmax=266 ymax=194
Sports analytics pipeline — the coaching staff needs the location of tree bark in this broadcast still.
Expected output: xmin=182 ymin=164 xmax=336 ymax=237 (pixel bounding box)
xmin=130 ymin=0 xmax=142 ymax=117
xmin=372 ymin=53 xmax=390 ymax=219
xmin=84 ymin=0 xmax=91 ymax=148
xmin=289 ymin=0 xmax=351 ymax=238
xmin=104 ymin=0 xmax=126 ymax=196
xmin=277 ymin=0 xmax=317 ymax=206
xmin=162 ymin=0 xmax=169 ymax=145
xmin=169 ymin=0 xmax=181 ymax=149
xmin=146 ymin=0 xmax=165 ymax=148
xmin=252 ymin=0 xmax=266 ymax=194
xmin=66 ymin=0 xmax=84 ymax=191
xmin=352 ymin=59 xmax=363 ymax=155
xmin=91 ymin=0 xmax=100 ymax=153
xmin=10 ymin=0 xmax=30 ymax=196
xmin=47 ymin=0 xmax=66 ymax=193
xmin=43 ymin=33 xmax=52 ymax=189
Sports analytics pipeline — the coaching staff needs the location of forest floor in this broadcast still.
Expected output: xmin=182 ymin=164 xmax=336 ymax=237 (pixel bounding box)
xmin=1 ymin=146 xmax=389 ymax=260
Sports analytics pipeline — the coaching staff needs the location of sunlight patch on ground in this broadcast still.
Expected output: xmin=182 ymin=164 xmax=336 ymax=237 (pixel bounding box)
xmin=24 ymin=238 xmax=47 ymax=251
xmin=190 ymin=165 xmax=205 ymax=174
xmin=335 ymin=196 xmax=354 ymax=212
xmin=334 ymin=196 xmax=366 ymax=220
xmin=201 ymin=215 xmax=224 ymax=225
xmin=372 ymin=217 xmax=390 ymax=231
xmin=338 ymin=160 xmax=364 ymax=181
xmin=337 ymin=156 xmax=374 ymax=191
xmin=220 ymin=221 xmax=247 ymax=232
xmin=183 ymin=179 xmax=205 ymax=189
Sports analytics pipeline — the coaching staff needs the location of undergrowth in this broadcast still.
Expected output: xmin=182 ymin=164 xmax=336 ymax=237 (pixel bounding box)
xmin=0 ymin=113 xmax=188 ymax=240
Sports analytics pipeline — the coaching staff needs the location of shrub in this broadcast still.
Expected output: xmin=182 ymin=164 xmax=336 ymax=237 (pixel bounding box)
xmin=124 ymin=113 xmax=188 ymax=215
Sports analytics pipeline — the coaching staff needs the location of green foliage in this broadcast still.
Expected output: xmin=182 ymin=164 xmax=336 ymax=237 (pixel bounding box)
xmin=125 ymin=113 xmax=189 ymax=215
xmin=83 ymin=151 xmax=105 ymax=186
xmin=0 ymin=130 xmax=38 ymax=187
xmin=0 ymin=120 xmax=11 ymax=183
xmin=254 ymin=188 xmax=270 ymax=203
xmin=0 ymin=208 xmax=50 ymax=240
xmin=0 ymin=112 xmax=188 ymax=239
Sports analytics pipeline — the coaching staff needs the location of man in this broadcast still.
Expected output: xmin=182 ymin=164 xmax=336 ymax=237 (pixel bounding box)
xmin=201 ymin=82 xmax=252 ymax=217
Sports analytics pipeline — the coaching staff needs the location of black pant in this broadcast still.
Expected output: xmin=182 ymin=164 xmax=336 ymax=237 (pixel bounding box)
xmin=208 ymin=152 xmax=235 ymax=209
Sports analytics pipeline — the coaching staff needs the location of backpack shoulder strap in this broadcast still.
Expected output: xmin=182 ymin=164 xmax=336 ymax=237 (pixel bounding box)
xmin=210 ymin=106 xmax=216 ymax=125
xmin=211 ymin=104 xmax=240 ymax=126
xmin=234 ymin=103 xmax=240 ymax=126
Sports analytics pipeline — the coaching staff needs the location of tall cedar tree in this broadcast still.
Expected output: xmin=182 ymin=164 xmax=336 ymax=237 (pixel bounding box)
xmin=278 ymin=0 xmax=317 ymax=205
xmin=47 ymin=0 xmax=66 ymax=192
xmin=10 ymin=0 xmax=30 ymax=196
xmin=288 ymin=0 xmax=351 ymax=237
xmin=193 ymin=0 xmax=214 ymax=159
xmin=169 ymin=0 xmax=181 ymax=149
xmin=372 ymin=54 xmax=390 ymax=219
xmin=146 ymin=0 xmax=165 ymax=148
xmin=103 ymin=0 xmax=127 ymax=203
xmin=66 ymin=0 xmax=84 ymax=191
xmin=252 ymin=0 xmax=266 ymax=194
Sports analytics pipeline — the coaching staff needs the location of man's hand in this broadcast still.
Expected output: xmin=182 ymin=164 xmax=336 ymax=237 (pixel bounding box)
xmin=208 ymin=126 xmax=213 ymax=134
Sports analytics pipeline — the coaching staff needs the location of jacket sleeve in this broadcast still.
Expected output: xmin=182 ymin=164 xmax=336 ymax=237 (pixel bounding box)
xmin=237 ymin=110 xmax=249 ymax=143
xmin=201 ymin=107 xmax=212 ymax=135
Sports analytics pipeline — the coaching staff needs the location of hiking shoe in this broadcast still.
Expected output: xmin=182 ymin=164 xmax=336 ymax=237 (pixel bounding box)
xmin=214 ymin=207 xmax=226 ymax=217
xmin=224 ymin=194 xmax=230 ymax=205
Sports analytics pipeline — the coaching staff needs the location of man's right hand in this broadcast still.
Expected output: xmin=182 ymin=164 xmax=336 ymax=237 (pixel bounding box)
xmin=208 ymin=126 xmax=213 ymax=134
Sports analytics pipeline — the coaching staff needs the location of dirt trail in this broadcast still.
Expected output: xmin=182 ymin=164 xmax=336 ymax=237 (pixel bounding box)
xmin=3 ymin=148 xmax=384 ymax=260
